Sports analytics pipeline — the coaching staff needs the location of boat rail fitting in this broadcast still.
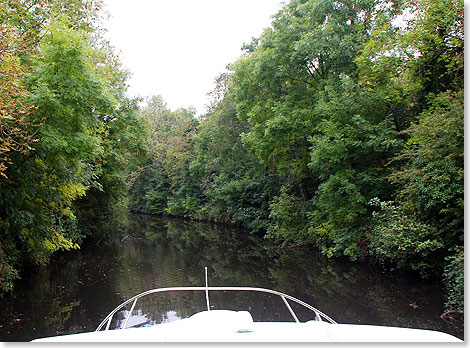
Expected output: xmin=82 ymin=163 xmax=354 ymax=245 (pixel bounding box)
xmin=96 ymin=287 xmax=336 ymax=331
xmin=205 ymin=267 xmax=210 ymax=312
xmin=281 ymin=296 xmax=299 ymax=323
xmin=121 ymin=298 xmax=138 ymax=329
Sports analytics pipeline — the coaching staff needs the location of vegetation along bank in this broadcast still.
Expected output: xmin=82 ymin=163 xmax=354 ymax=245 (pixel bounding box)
xmin=0 ymin=0 xmax=463 ymax=319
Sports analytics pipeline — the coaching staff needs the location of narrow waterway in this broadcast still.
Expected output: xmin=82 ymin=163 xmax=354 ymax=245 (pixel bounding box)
xmin=0 ymin=215 xmax=463 ymax=341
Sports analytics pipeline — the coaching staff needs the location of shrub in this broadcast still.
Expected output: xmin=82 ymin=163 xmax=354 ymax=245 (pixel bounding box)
xmin=0 ymin=245 xmax=19 ymax=295
xmin=443 ymin=246 xmax=464 ymax=313
xmin=368 ymin=198 xmax=444 ymax=276
xmin=267 ymin=188 xmax=310 ymax=245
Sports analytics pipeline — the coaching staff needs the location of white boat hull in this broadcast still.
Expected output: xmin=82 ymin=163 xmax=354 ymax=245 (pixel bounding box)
xmin=32 ymin=310 xmax=461 ymax=342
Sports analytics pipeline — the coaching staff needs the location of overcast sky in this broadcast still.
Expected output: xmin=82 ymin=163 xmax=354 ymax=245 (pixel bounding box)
xmin=101 ymin=0 xmax=284 ymax=116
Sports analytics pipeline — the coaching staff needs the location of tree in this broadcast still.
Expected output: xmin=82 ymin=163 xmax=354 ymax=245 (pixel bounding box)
xmin=360 ymin=0 xmax=463 ymax=290
xmin=405 ymin=0 xmax=464 ymax=97
xmin=0 ymin=4 xmax=148 ymax=293
xmin=0 ymin=4 xmax=42 ymax=178
xmin=230 ymin=0 xmax=404 ymax=256
xmin=192 ymin=77 xmax=276 ymax=229
xmin=129 ymin=96 xmax=199 ymax=217
xmin=388 ymin=90 xmax=464 ymax=247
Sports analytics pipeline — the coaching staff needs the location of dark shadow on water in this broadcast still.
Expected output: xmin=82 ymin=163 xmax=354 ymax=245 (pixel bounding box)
xmin=0 ymin=214 xmax=463 ymax=341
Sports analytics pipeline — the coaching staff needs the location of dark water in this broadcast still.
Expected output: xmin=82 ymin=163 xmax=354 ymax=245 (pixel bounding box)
xmin=0 ymin=215 xmax=463 ymax=341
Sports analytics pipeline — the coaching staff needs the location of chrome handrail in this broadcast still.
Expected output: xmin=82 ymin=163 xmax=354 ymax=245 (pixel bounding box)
xmin=95 ymin=286 xmax=337 ymax=331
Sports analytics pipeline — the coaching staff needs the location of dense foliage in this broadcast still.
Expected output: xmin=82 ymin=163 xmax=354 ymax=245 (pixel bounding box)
xmin=1 ymin=0 xmax=463 ymax=316
xmin=129 ymin=0 xmax=463 ymax=312
xmin=0 ymin=0 xmax=147 ymax=293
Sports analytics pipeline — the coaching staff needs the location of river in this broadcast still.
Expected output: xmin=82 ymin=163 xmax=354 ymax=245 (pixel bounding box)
xmin=0 ymin=214 xmax=463 ymax=341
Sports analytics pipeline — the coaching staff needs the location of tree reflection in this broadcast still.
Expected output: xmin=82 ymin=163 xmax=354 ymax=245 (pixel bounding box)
xmin=0 ymin=214 xmax=462 ymax=341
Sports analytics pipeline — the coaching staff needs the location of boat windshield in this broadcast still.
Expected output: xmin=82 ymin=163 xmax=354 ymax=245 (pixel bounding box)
xmin=95 ymin=286 xmax=337 ymax=331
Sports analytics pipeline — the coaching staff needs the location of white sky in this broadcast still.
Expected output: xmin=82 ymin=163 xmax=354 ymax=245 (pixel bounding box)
xmin=101 ymin=0 xmax=284 ymax=116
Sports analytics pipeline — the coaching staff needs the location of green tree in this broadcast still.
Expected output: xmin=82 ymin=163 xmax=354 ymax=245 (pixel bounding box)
xmin=0 ymin=21 xmax=40 ymax=178
xmin=0 ymin=2 xmax=148 ymax=293
xmin=405 ymin=0 xmax=464 ymax=97
xmin=130 ymin=96 xmax=199 ymax=217
xmin=355 ymin=0 xmax=464 ymax=301
xmin=387 ymin=90 xmax=463 ymax=245
xmin=230 ymin=0 xmax=404 ymax=255
xmin=191 ymin=74 xmax=277 ymax=230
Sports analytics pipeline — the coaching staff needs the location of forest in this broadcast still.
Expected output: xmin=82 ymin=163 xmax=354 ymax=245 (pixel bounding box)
xmin=0 ymin=0 xmax=463 ymax=319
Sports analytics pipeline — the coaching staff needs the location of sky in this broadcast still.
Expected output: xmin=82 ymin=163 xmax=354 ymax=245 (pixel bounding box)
xmin=101 ymin=0 xmax=284 ymax=116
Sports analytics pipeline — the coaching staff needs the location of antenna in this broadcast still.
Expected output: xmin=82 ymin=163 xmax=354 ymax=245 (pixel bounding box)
xmin=205 ymin=267 xmax=211 ymax=311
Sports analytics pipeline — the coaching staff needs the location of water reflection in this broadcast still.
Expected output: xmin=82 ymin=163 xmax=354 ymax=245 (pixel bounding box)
xmin=0 ymin=214 xmax=463 ymax=341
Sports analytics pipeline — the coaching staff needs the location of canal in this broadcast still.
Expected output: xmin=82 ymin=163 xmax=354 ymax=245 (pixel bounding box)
xmin=0 ymin=215 xmax=463 ymax=341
